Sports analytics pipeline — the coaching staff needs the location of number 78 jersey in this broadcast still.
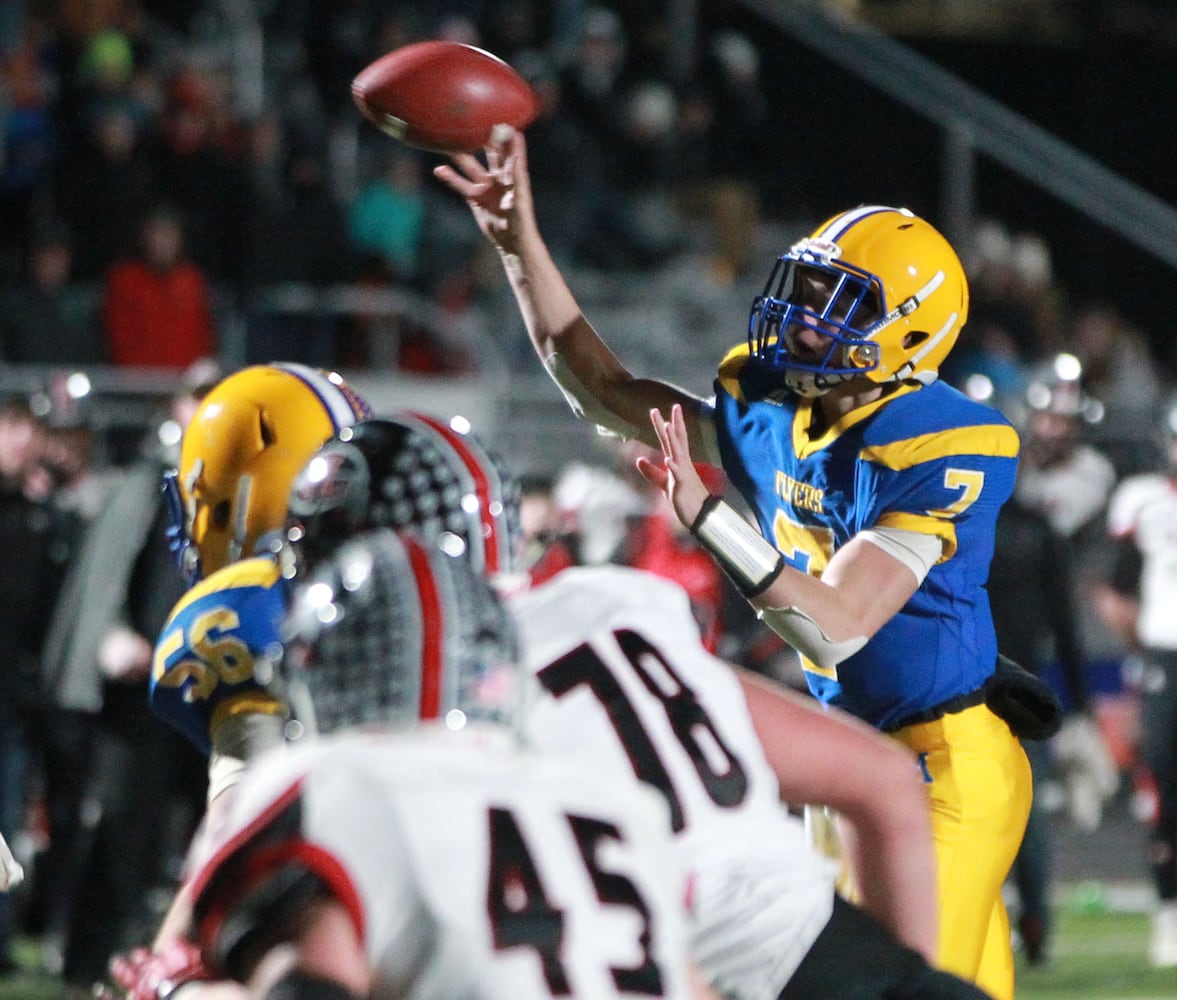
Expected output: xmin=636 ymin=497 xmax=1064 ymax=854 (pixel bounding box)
xmin=511 ymin=566 xmax=836 ymax=1000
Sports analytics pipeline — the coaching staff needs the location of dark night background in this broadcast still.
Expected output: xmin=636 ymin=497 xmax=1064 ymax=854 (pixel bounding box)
xmin=692 ymin=1 xmax=1177 ymax=373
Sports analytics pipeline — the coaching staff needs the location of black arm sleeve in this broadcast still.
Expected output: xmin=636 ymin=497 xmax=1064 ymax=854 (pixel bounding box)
xmin=1040 ymin=523 xmax=1090 ymax=713
xmin=1108 ymin=534 xmax=1144 ymax=598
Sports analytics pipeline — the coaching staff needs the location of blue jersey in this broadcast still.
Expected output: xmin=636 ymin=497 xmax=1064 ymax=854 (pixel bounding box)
xmin=151 ymin=556 xmax=288 ymax=755
xmin=713 ymin=361 xmax=1019 ymax=730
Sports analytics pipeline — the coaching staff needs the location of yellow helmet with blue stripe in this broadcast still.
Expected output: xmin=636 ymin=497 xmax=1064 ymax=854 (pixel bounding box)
xmin=746 ymin=206 xmax=969 ymax=398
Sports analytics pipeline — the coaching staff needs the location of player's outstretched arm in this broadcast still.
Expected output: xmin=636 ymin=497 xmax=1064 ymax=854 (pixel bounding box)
xmin=249 ymin=896 xmax=372 ymax=999
xmin=736 ymin=669 xmax=940 ymax=964
xmin=434 ymin=127 xmax=713 ymax=455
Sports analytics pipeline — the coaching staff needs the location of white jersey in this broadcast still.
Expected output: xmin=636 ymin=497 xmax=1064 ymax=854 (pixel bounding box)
xmin=1106 ymin=472 xmax=1177 ymax=650
xmin=187 ymin=726 xmax=695 ymax=1000
xmin=1016 ymin=444 xmax=1117 ymax=538
xmin=511 ymin=566 xmax=837 ymax=1000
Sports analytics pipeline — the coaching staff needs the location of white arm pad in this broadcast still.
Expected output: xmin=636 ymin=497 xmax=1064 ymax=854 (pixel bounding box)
xmin=207 ymin=752 xmax=248 ymax=804
xmin=543 ymin=352 xmax=640 ymax=439
xmin=0 ymin=831 xmax=23 ymax=891
xmin=691 ymin=496 xmax=783 ymax=597
xmin=758 ymin=605 xmax=868 ymax=671
xmin=857 ymin=525 xmax=942 ymax=585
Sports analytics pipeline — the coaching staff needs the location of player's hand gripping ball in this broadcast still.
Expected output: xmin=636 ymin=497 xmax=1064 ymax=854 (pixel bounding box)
xmin=351 ymin=40 xmax=540 ymax=154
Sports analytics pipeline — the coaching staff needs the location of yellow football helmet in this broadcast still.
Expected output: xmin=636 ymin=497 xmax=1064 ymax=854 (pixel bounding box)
xmin=164 ymin=363 xmax=371 ymax=583
xmin=746 ymin=205 xmax=969 ymax=397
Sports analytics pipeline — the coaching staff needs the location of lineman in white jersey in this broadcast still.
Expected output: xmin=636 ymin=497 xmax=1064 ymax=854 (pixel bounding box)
xmin=286 ymin=417 xmax=993 ymax=1000
xmin=189 ymin=726 xmax=697 ymax=1000
xmin=1093 ymin=406 xmax=1177 ymax=967
xmin=514 ymin=566 xmax=829 ymax=996
xmin=112 ymin=530 xmax=705 ymax=1000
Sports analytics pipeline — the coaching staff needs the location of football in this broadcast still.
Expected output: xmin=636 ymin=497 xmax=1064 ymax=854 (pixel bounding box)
xmin=351 ymin=41 xmax=540 ymax=154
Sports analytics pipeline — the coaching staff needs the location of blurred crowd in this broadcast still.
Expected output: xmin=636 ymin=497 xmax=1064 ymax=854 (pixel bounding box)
xmin=1 ymin=1 xmax=1174 ymax=392
xmin=0 ymin=0 xmax=781 ymax=374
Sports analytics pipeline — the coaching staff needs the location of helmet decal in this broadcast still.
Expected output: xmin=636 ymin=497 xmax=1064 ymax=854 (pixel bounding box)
xmin=395 ymin=412 xmax=514 ymax=576
xmin=288 ymin=413 xmax=522 ymax=580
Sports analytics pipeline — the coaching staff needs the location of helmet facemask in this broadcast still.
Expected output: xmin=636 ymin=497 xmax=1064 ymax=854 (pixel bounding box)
xmin=747 ymin=252 xmax=884 ymax=398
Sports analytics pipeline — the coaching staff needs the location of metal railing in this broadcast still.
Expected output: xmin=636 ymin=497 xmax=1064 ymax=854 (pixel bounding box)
xmin=737 ymin=0 xmax=1177 ymax=266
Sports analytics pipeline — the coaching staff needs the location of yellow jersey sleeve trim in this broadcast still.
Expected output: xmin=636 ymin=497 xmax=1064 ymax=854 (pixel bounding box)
xmin=169 ymin=556 xmax=281 ymax=616
xmin=717 ymin=344 xmax=750 ymax=402
xmin=859 ymin=424 xmax=1019 ymax=470
xmin=876 ymin=511 xmax=958 ymax=562
xmin=793 ymin=384 xmax=922 ymax=459
xmin=800 ymin=655 xmax=838 ymax=682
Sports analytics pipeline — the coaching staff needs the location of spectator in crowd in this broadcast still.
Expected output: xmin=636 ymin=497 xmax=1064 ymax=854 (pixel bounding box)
xmin=38 ymin=363 xmax=216 ymax=994
xmin=53 ymin=99 xmax=158 ymax=284
xmin=347 ymin=148 xmax=429 ymax=286
xmin=101 ymin=203 xmax=216 ymax=369
xmin=0 ymin=223 xmax=105 ymax=364
xmin=147 ymin=68 xmax=250 ymax=289
xmin=517 ymin=472 xmax=577 ymax=585
xmin=509 ymin=49 xmax=607 ymax=268
xmin=0 ymin=400 xmax=76 ymax=976
xmin=240 ymin=129 xmax=355 ymax=366
xmin=0 ymin=28 xmax=58 ymax=267
xmin=557 ymin=6 xmax=635 ymax=167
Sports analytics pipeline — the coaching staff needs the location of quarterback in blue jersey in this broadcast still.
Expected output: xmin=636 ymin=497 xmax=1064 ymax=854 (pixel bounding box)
xmin=437 ymin=131 xmax=1037 ymax=1000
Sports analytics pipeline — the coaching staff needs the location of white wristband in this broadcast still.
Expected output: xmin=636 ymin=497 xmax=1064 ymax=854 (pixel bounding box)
xmin=691 ymin=496 xmax=784 ymax=597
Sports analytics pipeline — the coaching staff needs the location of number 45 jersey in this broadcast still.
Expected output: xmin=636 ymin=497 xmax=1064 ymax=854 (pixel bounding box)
xmin=187 ymin=726 xmax=696 ymax=1000
xmin=510 ymin=566 xmax=838 ymax=1000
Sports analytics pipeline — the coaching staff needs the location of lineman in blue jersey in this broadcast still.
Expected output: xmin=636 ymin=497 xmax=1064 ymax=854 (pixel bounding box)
xmin=153 ymin=363 xmax=371 ymax=775
xmin=437 ymin=131 xmax=1039 ymax=1000
xmin=151 ymin=554 xmax=289 ymax=763
xmin=152 ymin=362 xmax=370 ymax=790
xmin=145 ymin=364 xmax=370 ymax=952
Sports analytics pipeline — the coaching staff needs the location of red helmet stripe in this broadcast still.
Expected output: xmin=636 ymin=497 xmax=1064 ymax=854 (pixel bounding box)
xmin=403 ymin=534 xmax=444 ymax=719
xmin=399 ymin=412 xmax=502 ymax=575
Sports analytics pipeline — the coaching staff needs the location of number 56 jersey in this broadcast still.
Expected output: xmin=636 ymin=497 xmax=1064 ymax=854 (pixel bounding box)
xmin=511 ymin=566 xmax=837 ymax=1000
xmin=188 ymin=726 xmax=696 ymax=1000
